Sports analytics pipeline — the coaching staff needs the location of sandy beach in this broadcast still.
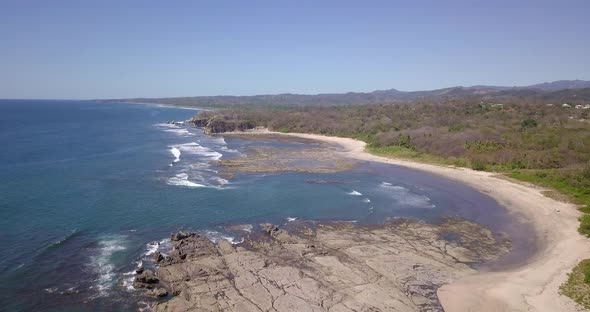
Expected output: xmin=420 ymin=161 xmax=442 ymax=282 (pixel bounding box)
xmin=231 ymin=129 xmax=590 ymax=312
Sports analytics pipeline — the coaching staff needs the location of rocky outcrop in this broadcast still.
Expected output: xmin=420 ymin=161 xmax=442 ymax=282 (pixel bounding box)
xmin=142 ymin=220 xmax=510 ymax=312
xmin=133 ymin=269 xmax=159 ymax=289
xmin=188 ymin=113 xmax=256 ymax=134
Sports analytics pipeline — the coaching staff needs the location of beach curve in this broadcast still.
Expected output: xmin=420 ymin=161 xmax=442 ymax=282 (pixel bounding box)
xmin=230 ymin=129 xmax=590 ymax=312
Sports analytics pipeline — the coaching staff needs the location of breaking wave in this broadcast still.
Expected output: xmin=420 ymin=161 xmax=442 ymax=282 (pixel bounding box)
xmin=167 ymin=173 xmax=206 ymax=188
xmin=170 ymin=147 xmax=181 ymax=162
xmin=172 ymin=142 xmax=222 ymax=161
xmin=347 ymin=190 xmax=362 ymax=196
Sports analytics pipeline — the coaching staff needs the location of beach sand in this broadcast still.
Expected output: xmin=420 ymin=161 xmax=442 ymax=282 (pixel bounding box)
xmin=232 ymin=129 xmax=590 ymax=312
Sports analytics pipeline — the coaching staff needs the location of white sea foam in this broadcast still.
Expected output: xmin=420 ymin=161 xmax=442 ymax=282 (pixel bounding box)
xmin=239 ymin=224 xmax=253 ymax=233
xmin=167 ymin=173 xmax=206 ymax=188
xmin=211 ymin=136 xmax=226 ymax=145
xmin=347 ymin=190 xmax=362 ymax=196
xmin=163 ymin=128 xmax=194 ymax=136
xmin=89 ymin=235 xmax=127 ymax=296
xmin=379 ymin=183 xmax=435 ymax=208
xmin=144 ymin=241 xmax=159 ymax=256
xmin=173 ymin=142 xmax=222 ymax=160
xmin=154 ymin=123 xmax=179 ymax=128
xmin=220 ymin=146 xmax=240 ymax=153
xmin=211 ymin=177 xmax=229 ymax=186
xmin=363 ymin=198 xmax=371 ymax=203
xmin=170 ymin=147 xmax=181 ymax=162
xmin=286 ymin=217 xmax=297 ymax=222
xmin=205 ymin=231 xmax=243 ymax=244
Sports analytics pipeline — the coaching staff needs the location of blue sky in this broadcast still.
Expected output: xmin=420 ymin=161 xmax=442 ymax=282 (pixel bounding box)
xmin=1 ymin=0 xmax=589 ymax=99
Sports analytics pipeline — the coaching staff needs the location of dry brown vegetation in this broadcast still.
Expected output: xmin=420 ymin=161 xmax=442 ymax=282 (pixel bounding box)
xmin=194 ymin=101 xmax=590 ymax=171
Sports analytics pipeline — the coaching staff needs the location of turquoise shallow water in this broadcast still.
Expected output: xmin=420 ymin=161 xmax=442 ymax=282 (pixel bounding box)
xmin=0 ymin=100 xmax=533 ymax=311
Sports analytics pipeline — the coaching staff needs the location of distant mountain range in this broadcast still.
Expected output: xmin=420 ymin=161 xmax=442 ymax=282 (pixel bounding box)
xmin=107 ymin=80 xmax=590 ymax=107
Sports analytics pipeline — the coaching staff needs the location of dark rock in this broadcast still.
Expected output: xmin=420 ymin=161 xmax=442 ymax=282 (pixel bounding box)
xmin=135 ymin=269 xmax=158 ymax=284
xmin=135 ymin=267 xmax=144 ymax=274
xmin=153 ymin=251 xmax=164 ymax=263
xmin=261 ymin=223 xmax=280 ymax=236
xmin=171 ymin=231 xmax=194 ymax=241
xmin=133 ymin=281 xmax=156 ymax=289
xmin=150 ymin=288 xmax=169 ymax=298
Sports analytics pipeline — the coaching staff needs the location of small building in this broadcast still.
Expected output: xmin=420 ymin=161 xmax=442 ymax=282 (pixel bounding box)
xmin=584 ymin=104 xmax=590 ymax=109
xmin=562 ymin=103 xmax=571 ymax=108
xmin=575 ymin=105 xmax=583 ymax=109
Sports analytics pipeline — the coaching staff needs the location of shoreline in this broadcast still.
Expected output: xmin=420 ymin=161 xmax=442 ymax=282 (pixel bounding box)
xmin=225 ymin=129 xmax=590 ymax=311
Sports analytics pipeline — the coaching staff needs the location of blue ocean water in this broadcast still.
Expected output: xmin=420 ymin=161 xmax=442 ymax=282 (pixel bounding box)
xmin=0 ymin=100 xmax=532 ymax=311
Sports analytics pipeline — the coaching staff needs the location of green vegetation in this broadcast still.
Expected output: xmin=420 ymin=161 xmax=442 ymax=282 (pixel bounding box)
xmin=508 ymin=168 xmax=590 ymax=236
xmin=560 ymin=259 xmax=590 ymax=309
xmin=367 ymin=145 xmax=467 ymax=167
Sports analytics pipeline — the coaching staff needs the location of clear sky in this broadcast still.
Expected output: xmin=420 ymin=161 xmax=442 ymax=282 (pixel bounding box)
xmin=1 ymin=0 xmax=589 ymax=99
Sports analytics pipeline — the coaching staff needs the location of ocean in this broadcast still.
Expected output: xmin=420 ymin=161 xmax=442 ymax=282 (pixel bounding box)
xmin=0 ymin=100 xmax=531 ymax=311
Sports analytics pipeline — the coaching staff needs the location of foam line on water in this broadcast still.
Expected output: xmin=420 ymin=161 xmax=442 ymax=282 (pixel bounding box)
xmin=379 ymin=182 xmax=436 ymax=208
xmin=89 ymin=235 xmax=127 ymax=296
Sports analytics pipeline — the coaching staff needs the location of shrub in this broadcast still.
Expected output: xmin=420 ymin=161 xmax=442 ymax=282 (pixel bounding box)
xmin=579 ymin=214 xmax=590 ymax=237
xmin=521 ymin=118 xmax=538 ymax=129
xmin=471 ymin=161 xmax=487 ymax=171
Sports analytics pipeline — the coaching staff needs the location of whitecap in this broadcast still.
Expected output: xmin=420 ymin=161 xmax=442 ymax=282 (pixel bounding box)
xmin=347 ymin=190 xmax=362 ymax=196
xmin=286 ymin=217 xmax=297 ymax=222
xmin=170 ymin=147 xmax=181 ymax=162
xmin=363 ymin=198 xmax=371 ymax=203
xmin=167 ymin=173 xmax=206 ymax=188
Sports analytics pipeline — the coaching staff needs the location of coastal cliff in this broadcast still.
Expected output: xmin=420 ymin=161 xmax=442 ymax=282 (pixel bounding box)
xmin=188 ymin=113 xmax=255 ymax=134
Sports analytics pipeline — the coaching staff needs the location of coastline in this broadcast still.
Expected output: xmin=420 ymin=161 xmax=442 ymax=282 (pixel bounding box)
xmin=225 ymin=129 xmax=590 ymax=312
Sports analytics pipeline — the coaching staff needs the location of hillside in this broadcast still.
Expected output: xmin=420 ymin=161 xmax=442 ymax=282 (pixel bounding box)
xmin=105 ymin=80 xmax=590 ymax=107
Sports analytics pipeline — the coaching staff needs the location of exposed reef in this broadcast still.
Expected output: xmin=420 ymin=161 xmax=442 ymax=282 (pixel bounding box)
xmin=135 ymin=219 xmax=511 ymax=311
